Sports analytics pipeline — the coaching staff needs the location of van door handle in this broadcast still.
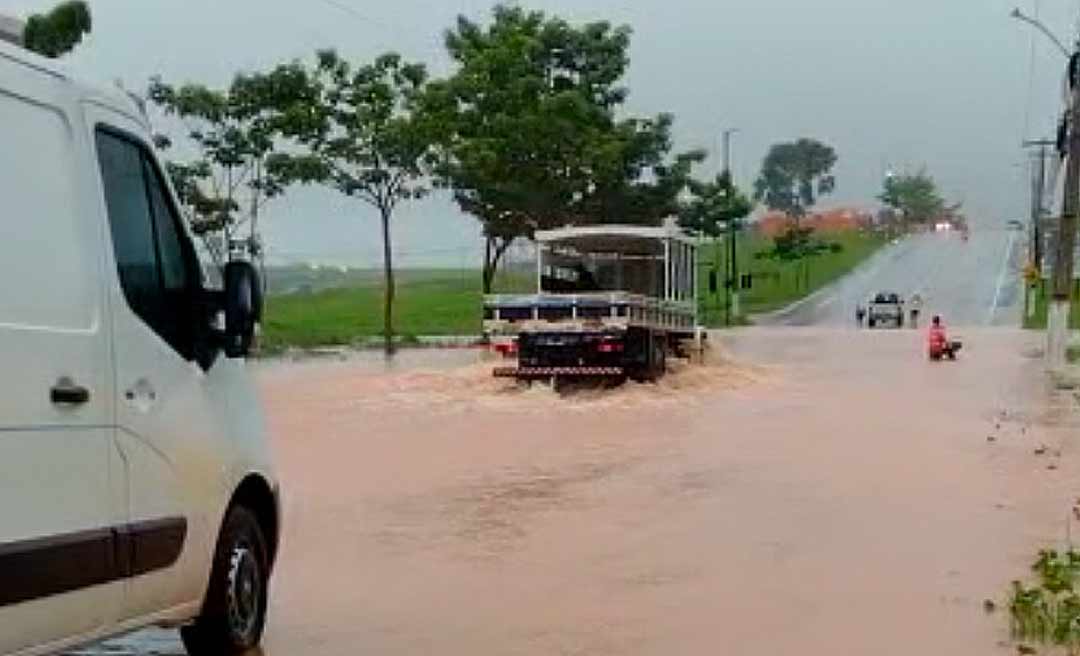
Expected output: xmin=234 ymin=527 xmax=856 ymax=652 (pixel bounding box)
xmin=51 ymin=378 xmax=90 ymax=405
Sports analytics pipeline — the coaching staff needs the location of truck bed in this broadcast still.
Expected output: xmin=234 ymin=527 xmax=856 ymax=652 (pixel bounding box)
xmin=483 ymin=292 xmax=697 ymax=337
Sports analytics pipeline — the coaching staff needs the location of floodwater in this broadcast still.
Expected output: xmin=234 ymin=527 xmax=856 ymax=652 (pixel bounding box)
xmin=78 ymin=328 xmax=1079 ymax=655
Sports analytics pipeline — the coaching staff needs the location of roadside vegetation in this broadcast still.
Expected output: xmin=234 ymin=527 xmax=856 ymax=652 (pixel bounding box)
xmin=149 ymin=4 xmax=715 ymax=353
xmin=1023 ymin=281 xmax=1080 ymax=330
xmin=697 ymin=229 xmax=887 ymax=324
xmin=133 ymin=2 xmax=903 ymax=351
xmin=1007 ymin=549 xmax=1080 ymax=653
xmin=260 ymin=228 xmax=885 ymax=350
xmin=261 ymin=269 xmax=531 ymax=351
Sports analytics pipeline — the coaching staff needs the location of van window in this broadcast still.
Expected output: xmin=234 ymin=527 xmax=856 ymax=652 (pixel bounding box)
xmin=95 ymin=129 xmax=197 ymax=360
xmin=0 ymin=92 xmax=94 ymax=330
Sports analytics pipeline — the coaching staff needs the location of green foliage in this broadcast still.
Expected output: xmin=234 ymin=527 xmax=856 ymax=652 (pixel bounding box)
xmin=22 ymin=1 xmax=90 ymax=58
xmin=879 ymin=170 xmax=950 ymax=225
xmin=1008 ymin=549 xmax=1080 ymax=649
xmin=1023 ymin=279 xmax=1080 ymax=330
xmin=756 ymin=226 xmax=842 ymax=263
xmin=267 ymin=50 xmax=431 ymax=205
xmin=678 ymin=172 xmax=753 ymax=239
xmin=265 ymin=50 xmax=434 ymax=351
xmin=753 ymin=138 xmax=837 ymax=219
xmin=260 ymin=270 xmax=513 ymax=350
xmin=428 ymin=4 xmax=703 ymax=291
xmin=696 ymin=230 xmax=883 ymax=325
xmin=148 ymin=68 xmax=309 ymax=260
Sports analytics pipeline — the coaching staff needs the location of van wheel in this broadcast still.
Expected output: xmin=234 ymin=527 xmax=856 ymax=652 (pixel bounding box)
xmin=180 ymin=506 xmax=269 ymax=655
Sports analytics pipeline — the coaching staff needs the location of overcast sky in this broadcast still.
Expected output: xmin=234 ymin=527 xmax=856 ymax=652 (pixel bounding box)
xmin=3 ymin=0 xmax=1075 ymax=267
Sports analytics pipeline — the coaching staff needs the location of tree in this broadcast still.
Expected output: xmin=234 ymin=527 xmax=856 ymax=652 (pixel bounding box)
xmin=678 ymin=171 xmax=753 ymax=238
xmin=22 ymin=1 xmax=91 ymax=58
xmin=757 ymin=226 xmax=841 ymax=261
xmin=267 ymin=50 xmax=433 ymax=353
xmin=429 ymin=5 xmax=703 ymax=292
xmin=148 ymin=72 xmax=300 ymax=266
xmin=879 ymin=170 xmax=949 ymax=227
xmin=753 ymin=138 xmax=837 ymax=222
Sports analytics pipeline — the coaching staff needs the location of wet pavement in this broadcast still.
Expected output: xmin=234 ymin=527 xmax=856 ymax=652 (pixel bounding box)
xmin=76 ymin=326 xmax=1080 ymax=655
xmin=761 ymin=227 xmax=1023 ymax=327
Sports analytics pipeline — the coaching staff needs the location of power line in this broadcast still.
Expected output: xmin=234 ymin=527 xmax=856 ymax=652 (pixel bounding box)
xmin=310 ymin=0 xmax=386 ymax=27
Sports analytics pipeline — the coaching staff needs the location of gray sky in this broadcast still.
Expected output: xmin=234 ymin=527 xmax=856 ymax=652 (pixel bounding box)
xmin=3 ymin=0 xmax=1074 ymax=267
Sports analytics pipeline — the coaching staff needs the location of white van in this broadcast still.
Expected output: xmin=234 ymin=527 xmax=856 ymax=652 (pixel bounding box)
xmin=0 ymin=40 xmax=279 ymax=656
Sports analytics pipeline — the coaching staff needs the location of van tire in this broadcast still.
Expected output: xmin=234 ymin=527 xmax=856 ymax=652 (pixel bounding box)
xmin=180 ymin=506 xmax=269 ymax=655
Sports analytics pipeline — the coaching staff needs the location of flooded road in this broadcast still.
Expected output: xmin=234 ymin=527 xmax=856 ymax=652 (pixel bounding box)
xmin=78 ymin=328 xmax=1079 ymax=655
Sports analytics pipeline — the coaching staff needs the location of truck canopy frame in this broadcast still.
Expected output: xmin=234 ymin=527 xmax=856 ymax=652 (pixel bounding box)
xmin=484 ymin=223 xmax=699 ymax=337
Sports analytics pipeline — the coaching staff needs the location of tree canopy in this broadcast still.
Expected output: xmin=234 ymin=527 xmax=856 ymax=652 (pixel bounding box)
xmin=264 ymin=49 xmax=434 ymax=352
xmin=754 ymin=138 xmax=837 ymax=219
xmin=148 ymin=70 xmax=304 ymax=263
xmin=427 ymin=4 xmax=703 ymax=292
xmin=879 ymin=170 xmax=951 ymax=225
xmin=678 ymin=171 xmax=753 ymax=238
xmin=22 ymin=1 xmax=91 ymax=58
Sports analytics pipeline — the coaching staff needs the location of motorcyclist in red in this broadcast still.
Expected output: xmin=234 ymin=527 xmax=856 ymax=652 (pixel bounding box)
xmin=927 ymin=315 xmax=956 ymax=360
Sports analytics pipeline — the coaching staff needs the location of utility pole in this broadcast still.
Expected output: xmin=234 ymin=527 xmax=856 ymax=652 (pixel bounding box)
xmin=722 ymin=128 xmax=740 ymax=325
xmin=1049 ymin=52 xmax=1080 ymax=369
xmin=1011 ymin=6 xmax=1078 ymax=368
xmin=1024 ymin=139 xmax=1054 ymax=276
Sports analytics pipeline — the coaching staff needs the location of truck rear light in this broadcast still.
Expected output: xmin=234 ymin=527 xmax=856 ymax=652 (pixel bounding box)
xmin=597 ymin=340 xmax=624 ymax=353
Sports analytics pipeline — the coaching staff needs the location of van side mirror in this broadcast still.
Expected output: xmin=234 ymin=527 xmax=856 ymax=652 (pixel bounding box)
xmin=222 ymin=261 xmax=263 ymax=358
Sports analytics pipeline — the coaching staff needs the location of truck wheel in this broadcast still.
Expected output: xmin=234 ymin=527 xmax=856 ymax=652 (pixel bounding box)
xmin=181 ymin=506 xmax=270 ymax=655
xmin=868 ymin=318 xmax=876 ymax=329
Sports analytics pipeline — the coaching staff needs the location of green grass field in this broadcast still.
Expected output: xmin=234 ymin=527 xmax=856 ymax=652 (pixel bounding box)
xmin=697 ymin=230 xmax=888 ymax=325
xmin=1021 ymin=280 xmax=1080 ymax=330
xmin=261 ymin=230 xmax=888 ymax=349
xmin=261 ymin=268 xmax=530 ymax=350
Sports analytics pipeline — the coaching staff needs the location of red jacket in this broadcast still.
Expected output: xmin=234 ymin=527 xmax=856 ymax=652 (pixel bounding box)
xmin=928 ymin=325 xmax=948 ymax=349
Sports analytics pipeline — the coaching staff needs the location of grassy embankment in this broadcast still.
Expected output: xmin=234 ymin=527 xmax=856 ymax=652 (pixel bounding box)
xmin=696 ymin=230 xmax=887 ymax=326
xmin=1022 ymin=279 xmax=1080 ymax=331
xmin=262 ymin=230 xmax=888 ymax=350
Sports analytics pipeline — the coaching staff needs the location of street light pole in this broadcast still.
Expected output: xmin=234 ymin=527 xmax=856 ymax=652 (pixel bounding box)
xmin=1011 ymin=8 xmax=1071 ymax=58
xmin=722 ymin=128 xmax=740 ymax=324
xmin=1011 ymin=7 xmax=1077 ymax=369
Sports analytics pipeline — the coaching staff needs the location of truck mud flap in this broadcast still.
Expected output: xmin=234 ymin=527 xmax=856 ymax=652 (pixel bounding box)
xmin=494 ymin=366 xmax=625 ymax=379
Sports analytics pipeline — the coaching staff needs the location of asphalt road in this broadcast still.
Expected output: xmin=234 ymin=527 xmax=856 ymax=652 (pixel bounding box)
xmin=760 ymin=228 xmax=1024 ymax=328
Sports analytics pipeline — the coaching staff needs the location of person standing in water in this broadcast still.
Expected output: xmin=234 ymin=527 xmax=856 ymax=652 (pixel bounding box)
xmin=908 ymin=292 xmax=924 ymax=328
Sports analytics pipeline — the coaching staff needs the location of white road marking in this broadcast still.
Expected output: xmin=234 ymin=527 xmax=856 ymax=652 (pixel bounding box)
xmin=987 ymin=231 xmax=1018 ymax=326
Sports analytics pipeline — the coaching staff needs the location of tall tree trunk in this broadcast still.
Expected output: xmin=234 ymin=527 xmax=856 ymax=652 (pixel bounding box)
xmin=380 ymin=206 xmax=395 ymax=355
xmin=482 ymin=236 xmax=495 ymax=295
xmin=482 ymin=236 xmax=513 ymax=294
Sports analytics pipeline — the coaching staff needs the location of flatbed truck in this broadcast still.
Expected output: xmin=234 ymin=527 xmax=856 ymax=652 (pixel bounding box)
xmin=483 ymin=224 xmax=702 ymax=382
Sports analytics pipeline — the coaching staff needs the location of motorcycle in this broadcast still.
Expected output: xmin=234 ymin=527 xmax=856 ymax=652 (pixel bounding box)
xmin=929 ymin=337 xmax=962 ymax=361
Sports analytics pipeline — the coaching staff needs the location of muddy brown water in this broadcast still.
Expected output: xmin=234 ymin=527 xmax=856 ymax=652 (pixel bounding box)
xmin=76 ymin=328 xmax=1079 ymax=655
